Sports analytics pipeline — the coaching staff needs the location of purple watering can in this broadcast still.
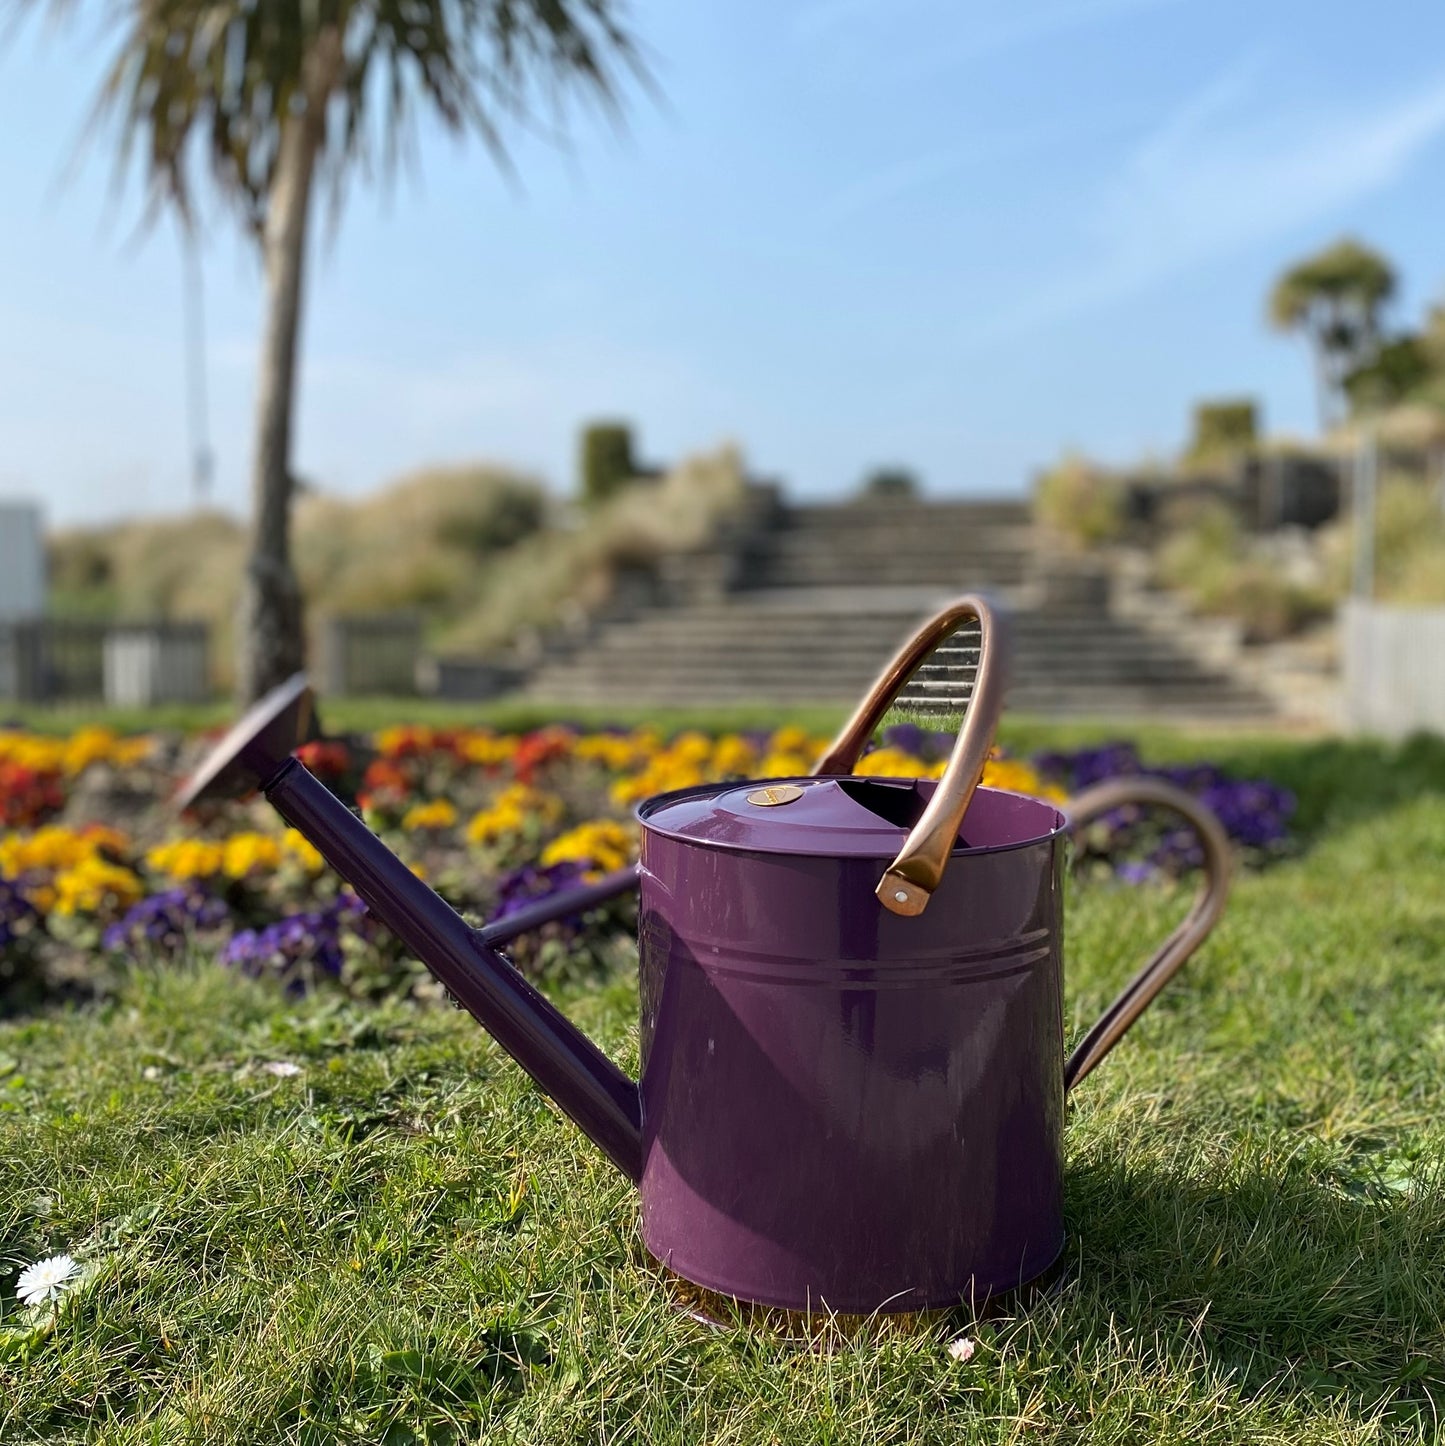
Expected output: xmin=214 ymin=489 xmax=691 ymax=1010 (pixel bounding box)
xmin=180 ymin=597 xmax=1229 ymax=1316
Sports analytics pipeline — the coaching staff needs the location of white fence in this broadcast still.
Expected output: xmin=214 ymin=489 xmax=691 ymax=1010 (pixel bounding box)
xmin=1342 ymin=601 xmax=1445 ymax=738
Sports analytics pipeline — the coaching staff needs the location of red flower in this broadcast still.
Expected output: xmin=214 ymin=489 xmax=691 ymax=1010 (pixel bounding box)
xmin=356 ymin=757 xmax=412 ymax=811
xmin=295 ymin=739 xmax=352 ymax=780
xmin=511 ymin=728 xmax=573 ymax=785
xmin=0 ymin=761 xmax=64 ymax=828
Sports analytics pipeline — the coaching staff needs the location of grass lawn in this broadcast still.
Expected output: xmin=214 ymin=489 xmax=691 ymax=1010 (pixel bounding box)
xmin=2 ymin=728 xmax=1444 ymax=1442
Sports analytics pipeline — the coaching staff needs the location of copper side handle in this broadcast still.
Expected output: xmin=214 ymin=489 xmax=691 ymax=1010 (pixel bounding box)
xmin=813 ymin=594 xmax=1009 ymax=917
xmin=1063 ymin=777 xmax=1231 ymax=1091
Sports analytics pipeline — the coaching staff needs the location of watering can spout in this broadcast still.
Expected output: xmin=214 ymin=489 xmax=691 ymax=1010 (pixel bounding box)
xmin=176 ymin=675 xmax=643 ymax=1181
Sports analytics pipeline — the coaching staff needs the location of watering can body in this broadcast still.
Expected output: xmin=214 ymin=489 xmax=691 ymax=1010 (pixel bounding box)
xmin=180 ymin=596 xmax=1229 ymax=1317
xmin=635 ymin=779 xmax=1070 ymax=1312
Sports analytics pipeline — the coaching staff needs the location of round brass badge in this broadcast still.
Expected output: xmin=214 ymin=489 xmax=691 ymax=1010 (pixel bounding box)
xmin=745 ymin=784 xmax=805 ymax=807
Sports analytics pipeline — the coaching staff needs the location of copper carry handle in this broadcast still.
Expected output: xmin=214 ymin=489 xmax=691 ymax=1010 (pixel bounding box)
xmin=1063 ymin=777 xmax=1231 ymax=1091
xmin=813 ymin=594 xmax=1008 ymax=917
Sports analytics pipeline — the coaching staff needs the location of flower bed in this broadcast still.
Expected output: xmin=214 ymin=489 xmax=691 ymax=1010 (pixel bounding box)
xmin=0 ymin=722 xmax=1294 ymax=1005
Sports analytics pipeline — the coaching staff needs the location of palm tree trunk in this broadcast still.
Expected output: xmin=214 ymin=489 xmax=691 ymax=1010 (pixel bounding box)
xmin=234 ymin=34 xmax=341 ymax=705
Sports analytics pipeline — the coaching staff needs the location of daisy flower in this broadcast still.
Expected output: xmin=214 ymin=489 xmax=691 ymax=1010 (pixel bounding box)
xmin=16 ymin=1253 xmax=80 ymax=1307
xmin=946 ymin=1336 xmax=976 ymax=1363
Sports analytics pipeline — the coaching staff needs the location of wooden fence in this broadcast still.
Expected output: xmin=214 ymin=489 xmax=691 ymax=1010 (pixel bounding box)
xmin=1341 ymin=601 xmax=1445 ymax=738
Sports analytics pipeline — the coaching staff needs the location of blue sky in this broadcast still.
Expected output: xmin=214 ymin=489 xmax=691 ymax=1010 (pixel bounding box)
xmin=3 ymin=0 xmax=1445 ymax=525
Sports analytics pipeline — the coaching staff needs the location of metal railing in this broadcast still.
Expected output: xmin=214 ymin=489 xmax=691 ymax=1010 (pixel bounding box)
xmin=0 ymin=620 xmax=210 ymax=705
xmin=321 ymin=614 xmax=422 ymax=696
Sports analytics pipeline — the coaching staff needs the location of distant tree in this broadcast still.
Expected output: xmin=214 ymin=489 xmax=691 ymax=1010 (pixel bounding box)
xmin=8 ymin=0 xmax=645 ymax=704
xmin=1343 ymin=336 xmax=1433 ymax=414
xmin=580 ymin=422 xmax=636 ymax=505
xmin=1269 ymin=238 xmax=1396 ymax=429
xmin=861 ymin=467 xmax=918 ymax=500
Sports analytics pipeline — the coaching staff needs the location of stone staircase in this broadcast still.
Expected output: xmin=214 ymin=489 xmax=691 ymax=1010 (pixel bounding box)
xmin=521 ymin=499 xmax=1276 ymax=719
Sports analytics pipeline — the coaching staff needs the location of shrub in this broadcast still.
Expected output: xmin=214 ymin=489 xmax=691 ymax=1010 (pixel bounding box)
xmin=860 ymin=467 xmax=918 ymax=500
xmin=44 ymin=466 xmax=548 ymax=684
xmin=1033 ymin=454 xmax=1122 ymax=548
xmin=1155 ymin=501 xmax=1331 ymax=642
xmin=441 ymin=446 xmax=749 ymax=654
xmin=1317 ymin=474 xmax=1445 ymax=605
xmin=579 ymin=422 xmax=636 ymax=506
xmin=294 ymin=466 xmax=547 ymax=622
xmin=1188 ymin=398 xmax=1258 ymax=460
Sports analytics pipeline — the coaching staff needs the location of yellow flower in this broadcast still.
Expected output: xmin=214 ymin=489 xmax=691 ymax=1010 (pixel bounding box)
xmin=61 ymin=726 xmax=152 ymax=776
xmin=374 ymin=724 xmax=434 ymax=757
xmin=145 ymin=839 xmax=224 ymax=881
xmin=221 ymin=833 xmax=284 ymax=879
xmin=51 ymin=857 xmax=143 ymax=915
xmin=24 ymin=882 xmax=56 ymax=914
xmin=609 ymin=755 xmax=709 ymax=807
xmin=541 ymin=820 xmax=636 ymax=875
xmin=981 ymin=758 xmax=1067 ymax=803
xmin=769 ymin=725 xmax=812 ymax=755
xmin=756 ymin=750 xmax=813 ymax=780
xmin=0 ymin=733 xmax=65 ymax=773
xmin=710 ymin=734 xmax=757 ymax=777
xmin=1 ymin=825 xmax=131 ymax=877
xmin=668 ymin=732 xmax=714 ymax=765
xmin=853 ymin=747 xmax=946 ymax=780
xmin=400 ymin=799 xmax=459 ymax=832
xmin=465 ymin=784 xmax=563 ymax=846
xmin=455 ymin=731 xmax=518 ymax=767
xmin=282 ymin=829 xmax=324 ymax=873
xmin=573 ymin=734 xmax=644 ymax=771
xmin=80 ymin=825 xmax=131 ymax=858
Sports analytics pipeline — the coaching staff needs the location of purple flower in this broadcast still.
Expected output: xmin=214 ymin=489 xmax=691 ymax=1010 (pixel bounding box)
xmin=882 ymin=722 xmax=929 ymax=758
xmin=1114 ymin=860 xmax=1157 ymax=884
xmin=103 ymin=888 xmax=230 ymax=956
xmin=0 ymin=878 xmax=38 ymax=951
xmin=220 ymin=893 xmax=370 ymax=989
xmin=490 ymin=861 xmax=588 ymax=927
xmin=1034 ymin=742 xmax=1143 ymax=790
xmin=1033 ymin=741 xmax=1295 ymax=875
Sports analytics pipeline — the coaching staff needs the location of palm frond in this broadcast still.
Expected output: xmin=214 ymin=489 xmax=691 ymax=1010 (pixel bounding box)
xmin=2 ymin=0 xmax=648 ymax=237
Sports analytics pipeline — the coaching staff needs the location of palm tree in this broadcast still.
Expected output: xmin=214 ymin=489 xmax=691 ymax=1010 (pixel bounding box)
xmin=9 ymin=0 xmax=644 ymax=703
xmin=1268 ymin=238 xmax=1397 ymax=430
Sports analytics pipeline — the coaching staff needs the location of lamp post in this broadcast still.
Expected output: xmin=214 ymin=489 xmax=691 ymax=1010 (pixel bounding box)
xmin=1352 ymin=424 xmax=1377 ymax=600
xmin=180 ymin=227 xmax=214 ymax=505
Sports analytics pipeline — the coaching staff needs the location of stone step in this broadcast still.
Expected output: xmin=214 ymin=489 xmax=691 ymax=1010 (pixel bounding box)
xmin=756 ymin=532 xmax=1032 ymax=553
xmin=513 ymin=494 xmax=1278 ymax=720
xmin=584 ymin=639 xmax=1222 ymax=671
xmin=525 ymin=647 xmax=1254 ymax=685
xmin=527 ymin=681 xmax=1272 ymax=716
xmin=788 ymin=503 xmax=1032 ymax=527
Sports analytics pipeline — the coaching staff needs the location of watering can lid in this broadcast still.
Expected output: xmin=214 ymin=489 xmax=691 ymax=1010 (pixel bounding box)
xmin=637 ymin=775 xmax=1064 ymax=859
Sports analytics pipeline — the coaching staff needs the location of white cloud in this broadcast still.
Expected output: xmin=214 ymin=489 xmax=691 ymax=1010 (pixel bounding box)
xmin=980 ymin=61 xmax=1445 ymax=339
